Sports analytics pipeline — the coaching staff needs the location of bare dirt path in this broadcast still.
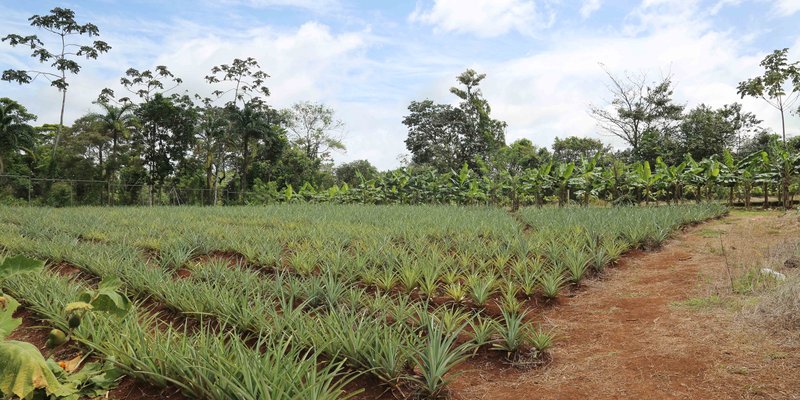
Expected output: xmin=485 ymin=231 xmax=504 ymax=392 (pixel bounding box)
xmin=453 ymin=212 xmax=800 ymax=400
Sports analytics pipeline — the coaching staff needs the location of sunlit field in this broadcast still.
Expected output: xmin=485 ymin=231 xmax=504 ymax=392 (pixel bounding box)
xmin=0 ymin=204 xmax=725 ymax=398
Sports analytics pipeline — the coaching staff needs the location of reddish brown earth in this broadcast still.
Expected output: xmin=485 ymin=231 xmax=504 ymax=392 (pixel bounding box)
xmin=451 ymin=211 xmax=800 ymax=400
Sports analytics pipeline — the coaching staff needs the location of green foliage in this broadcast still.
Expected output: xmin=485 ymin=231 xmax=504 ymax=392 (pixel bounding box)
xmin=75 ymin=277 xmax=130 ymax=317
xmin=0 ymin=340 xmax=69 ymax=399
xmin=403 ymin=69 xmax=506 ymax=172
xmin=737 ymin=48 xmax=800 ymax=142
xmin=0 ymin=294 xmax=69 ymax=400
xmin=0 ymin=294 xmax=22 ymax=340
xmin=552 ymin=136 xmax=607 ymax=164
xmin=0 ymin=255 xmax=44 ymax=280
xmin=46 ymin=182 xmax=73 ymax=208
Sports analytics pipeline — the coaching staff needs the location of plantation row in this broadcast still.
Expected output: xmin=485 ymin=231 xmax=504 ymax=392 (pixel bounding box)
xmin=250 ymin=150 xmax=800 ymax=210
xmin=0 ymin=204 xmax=726 ymax=399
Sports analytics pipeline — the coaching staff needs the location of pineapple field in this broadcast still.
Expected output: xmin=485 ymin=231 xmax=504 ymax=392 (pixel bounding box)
xmin=0 ymin=204 xmax=726 ymax=399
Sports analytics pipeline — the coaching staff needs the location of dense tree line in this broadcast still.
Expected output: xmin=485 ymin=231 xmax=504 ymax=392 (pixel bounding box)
xmin=1 ymin=8 xmax=799 ymax=208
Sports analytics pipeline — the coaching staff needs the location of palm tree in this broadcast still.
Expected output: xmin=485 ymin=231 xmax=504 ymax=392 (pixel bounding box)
xmin=0 ymin=98 xmax=36 ymax=175
xmin=228 ymin=102 xmax=282 ymax=201
xmin=84 ymin=102 xmax=137 ymax=204
xmin=88 ymin=102 xmax=138 ymax=175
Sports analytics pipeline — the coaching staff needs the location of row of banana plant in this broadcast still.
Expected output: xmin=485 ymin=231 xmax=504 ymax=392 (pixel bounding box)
xmin=250 ymin=149 xmax=799 ymax=209
xmin=0 ymin=204 xmax=725 ymax=398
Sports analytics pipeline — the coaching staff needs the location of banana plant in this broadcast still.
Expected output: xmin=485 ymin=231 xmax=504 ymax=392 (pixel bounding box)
xmin=753 ymin=151 xmax=775 ymax=209
xmin=630 ymin=161 xmax=661 ymax=205
xmin=737 ymin=151 xmax=766 ymax=209
xmin=571 ymin=155 xmax=601 ymax=207
xmin=601 ymin=159 xmax=628 ymax=205
xmin=551 ymin=162 xmax=575 ymax=208
xmin=684 ymin=155 xmax=719 ymax=203
xmin=520 ymin=162 xmax=552 ymax=208
xmin=770 ymin=146 xmax=800 ymax=209
xmin=656 ymin=157 xmax=687 ymax=205
xmin=716 ymin=150 xmax=739 ymax=207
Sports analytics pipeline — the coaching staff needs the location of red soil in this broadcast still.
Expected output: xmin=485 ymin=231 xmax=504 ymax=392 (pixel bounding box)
xmin=450 ymin=213 xmax=800 ymax=399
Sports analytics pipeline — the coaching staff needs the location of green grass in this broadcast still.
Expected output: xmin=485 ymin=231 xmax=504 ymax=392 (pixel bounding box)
xmin=671 ymin=295 xmax=725 ymax=310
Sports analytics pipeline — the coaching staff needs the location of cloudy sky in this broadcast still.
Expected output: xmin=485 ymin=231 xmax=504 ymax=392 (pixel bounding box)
xmin=1 ymin=0 xmax=799 ymax=169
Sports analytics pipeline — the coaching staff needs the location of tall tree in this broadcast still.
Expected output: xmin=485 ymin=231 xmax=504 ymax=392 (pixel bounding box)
xmin=283 ymin=101 xmax=345 ymax=163
xmin=737 ymin=48 xmax=800 ymax=144
xmin=2 ymin=8 xmax=110 ymax=176
xmin=100 ymin=65 xmax=187 ymax=204
xmin=498 ymin=139 xmax=550 ymax=171
xmin=206 ymin=58 xmax=280 ymax=200
xmin=227 ymin=103 xmax=285 ymax=198
xmin=590 ymin=68 xmax=684 ymax=159
xmin=194 ymin=99 xmax=229 ymax=205
xmin=403 ymin=69 xmax=506 ymax=172
xmin=135 ymin=93 xmax=196 ymax=204
xmin=450 ymin=69 xmax=506 ymax=160
xmin=403 ymin=100 xmax=464 ymax=171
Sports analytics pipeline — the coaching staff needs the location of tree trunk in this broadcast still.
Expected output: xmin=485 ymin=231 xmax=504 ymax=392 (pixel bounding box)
xmin=49 ymin=89 xmax=68 ymax=178
xmin=763 ymin=182 xmax=769 ymax=209
xmin=744 ymin=184 xmax=751 ymax=210
xmin=783 ymin=176 xmax=790 ymax=210
xmin=728 ymin=186 xmax=734 ymax=207
xmin=205 ymin=150 xmax=214 ymax=206
xmin=780 ymin=107 xmax=786 ymax=144
xmin=240 ymin=139 xmax=250 ymax=203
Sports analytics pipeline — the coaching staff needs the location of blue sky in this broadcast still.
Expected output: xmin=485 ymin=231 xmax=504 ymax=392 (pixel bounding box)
xmin=2 ymin=0 xmax=799 ymax=169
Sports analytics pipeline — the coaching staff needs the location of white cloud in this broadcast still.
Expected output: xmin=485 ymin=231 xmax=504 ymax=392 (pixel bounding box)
xmin=773 ymin=0 xmax=800 ymax=16
xmin=213 ymin=0 xmax=340 ymax=12
xmin=464 ymin=9 xmax=799 ymax=152
xmin=580 ymin=0 xmax=602 ymax=19
xmin=409 ymin=0 xmax=553 ymax=37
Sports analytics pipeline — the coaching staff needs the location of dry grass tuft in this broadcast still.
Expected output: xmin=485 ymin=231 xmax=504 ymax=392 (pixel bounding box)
xmin=747 ymin=277 xmax=800 ymax=334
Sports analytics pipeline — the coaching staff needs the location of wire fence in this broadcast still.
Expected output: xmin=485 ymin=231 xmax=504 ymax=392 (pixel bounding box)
xmin=0 ymin=174 xmax=257 ymax=206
